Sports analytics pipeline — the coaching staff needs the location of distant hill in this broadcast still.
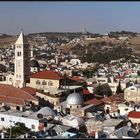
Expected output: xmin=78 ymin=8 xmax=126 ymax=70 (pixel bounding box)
xmin=0 ymin=31 xmax=140 ymax=57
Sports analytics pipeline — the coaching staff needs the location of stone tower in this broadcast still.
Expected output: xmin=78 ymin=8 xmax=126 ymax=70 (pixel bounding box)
xmin=14 ymin=31 xmax=30 ymax=88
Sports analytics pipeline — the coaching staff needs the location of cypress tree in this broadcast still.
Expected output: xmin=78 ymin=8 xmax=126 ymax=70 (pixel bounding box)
xmin=116 ymin=80 xmax=123 ymax=94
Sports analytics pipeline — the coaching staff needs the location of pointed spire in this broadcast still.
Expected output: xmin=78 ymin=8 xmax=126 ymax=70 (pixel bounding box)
xmin=15 ymin=30 xmax=29 ymax=45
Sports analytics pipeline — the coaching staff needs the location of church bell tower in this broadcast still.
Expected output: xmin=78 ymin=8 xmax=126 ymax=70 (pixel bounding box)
xmin=14 ymin=31 xmax=30 ymax=88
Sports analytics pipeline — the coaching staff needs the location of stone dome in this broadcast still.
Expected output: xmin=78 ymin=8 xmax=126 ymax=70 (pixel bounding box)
xmin=37 ymin=107 xmax=55 ymax=119
xmin=66 ymin=92 xmax=84 ymax=105
xmin=66 ymin=115 xmax=85 ymax=128
xmin=30 ymin=58 xmax=39 ymax=67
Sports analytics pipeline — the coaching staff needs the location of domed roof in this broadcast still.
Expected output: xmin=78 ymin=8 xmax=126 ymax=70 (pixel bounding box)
xmin=30 ymin=58 xmax=39 ymax=67
xmin=65 ymin=115 xmax=85 ymax=127
xmin=37 ymin=107 xmax=55 ymax=118
xmin=66 ymin=92 xmax=84 ymax=105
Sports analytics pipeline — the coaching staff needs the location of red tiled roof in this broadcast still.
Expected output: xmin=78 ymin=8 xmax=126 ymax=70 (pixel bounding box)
xmin=70 ymin=76 xmax=83 ymax=81
xmin=0 ymin=84 xmax=37 ymax=103
xmin=88 ymin=131 xmax=95 ymax=136
xmin=100 ymin=95 xmax=124 ymax=104
xmin=128 ymin=111 xmax=140 ymax=118
xmin=88 ymin=130 xmax=102 ymax=136
xmin=100 ymin=97 xmax=113 ymax=103
xmin=83 ymin=89 xmax=90 ymax=95
xmin=0 ymin=95 xmax=25 ymax=106
xmin=21 ymin=87 xmax=36 ymax=96
xmin=85 ymin=98 xmax=103 ymax=106
xmin=116 ymin=75 xmax=125 ymax=80
xmin=31 ymin=70 xmax=62 ymax=80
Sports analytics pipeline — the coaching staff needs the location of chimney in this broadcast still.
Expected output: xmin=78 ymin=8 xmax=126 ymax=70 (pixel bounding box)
xmin=1 ymin=132 xmax=4 ymax=138
xmin=110 ymin=77 xmax=114 ymax=83
xmin=95 ymin=131 xmax=98 ymax=138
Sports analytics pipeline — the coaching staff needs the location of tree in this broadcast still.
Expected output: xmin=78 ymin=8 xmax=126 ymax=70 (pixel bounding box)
xmin=116 ymin=80 xmax=123 ymax=94
xmin=83 ymin=69 xmax=93 ymax=78
xmin=137 ymin=71 xmax=140 ymax=76
xmin=5 ymin=122 xmax=31 ymax=138
xmin=94 ymin=83 xmax=112 ymax=97
xmin=135 ymin=79 xmax=138 ymax=84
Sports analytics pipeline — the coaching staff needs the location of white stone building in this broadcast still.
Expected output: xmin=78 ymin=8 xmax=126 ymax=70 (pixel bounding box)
xmin=0 ymin=110 xmax=39 ymax=131
xmin=124 ymin=84 xmax=140 ymax=103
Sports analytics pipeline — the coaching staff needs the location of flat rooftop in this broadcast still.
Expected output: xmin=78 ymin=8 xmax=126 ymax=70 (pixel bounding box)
xmin=0 ymin=109 xmax=38 ymax=120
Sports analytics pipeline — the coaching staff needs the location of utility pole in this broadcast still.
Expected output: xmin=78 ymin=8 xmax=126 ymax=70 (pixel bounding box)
xmin=9 ymin=120 xmax=12 ymax=138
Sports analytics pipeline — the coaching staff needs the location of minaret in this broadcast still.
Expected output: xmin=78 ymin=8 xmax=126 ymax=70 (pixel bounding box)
xmin=14 ymin=31 xmax=30 ymax=88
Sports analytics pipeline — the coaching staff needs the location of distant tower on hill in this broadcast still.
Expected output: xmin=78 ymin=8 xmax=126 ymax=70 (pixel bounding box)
xmin=83 ymin=28 xmax=87 ymax=34
xmin=30 ymin=46 xmax=34 ymax=58
xmin=14 ymin=31 xmax=30 ymax=88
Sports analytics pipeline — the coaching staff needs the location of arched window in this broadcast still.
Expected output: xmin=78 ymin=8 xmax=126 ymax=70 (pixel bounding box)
xmin=48 ymin=81 xmax=53 ymax=86
xmin=36 ymin=80 xmax=40 ymax=85
xmin=16 ymin=106 xmax=20 ymax=111
xmin=42 ymin=80 xmax=46 ymax=86
xmin=9 ymin=78 xmax=12 ymax=82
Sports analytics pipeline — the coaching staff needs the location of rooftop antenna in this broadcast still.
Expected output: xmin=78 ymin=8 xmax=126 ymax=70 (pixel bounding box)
xmin=21 ymin=28 xmax=23 ymax=34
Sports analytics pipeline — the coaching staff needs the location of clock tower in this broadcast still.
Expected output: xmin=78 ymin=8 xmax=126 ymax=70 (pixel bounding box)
xmin=14 ymin=31 xmax=30 ymax=88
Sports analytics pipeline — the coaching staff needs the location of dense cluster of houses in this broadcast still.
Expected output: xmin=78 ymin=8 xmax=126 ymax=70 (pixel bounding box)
xmin=0 ymin=32 xmax=140 ymax=138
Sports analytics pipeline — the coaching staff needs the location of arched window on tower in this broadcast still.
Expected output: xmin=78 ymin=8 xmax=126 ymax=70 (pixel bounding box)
xmin=17 ymin=52 xmax=21 ymax=57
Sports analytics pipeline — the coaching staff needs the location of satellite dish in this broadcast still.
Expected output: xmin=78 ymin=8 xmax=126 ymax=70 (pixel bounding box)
xmin=127 ymin=131 xmax=135 ymax=137
xmin=37 ymin=113 xmax=43 ymax=119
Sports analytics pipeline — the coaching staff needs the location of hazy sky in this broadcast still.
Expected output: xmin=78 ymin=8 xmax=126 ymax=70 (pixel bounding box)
xmin=0 ymin=2 xmax=140 ymax=35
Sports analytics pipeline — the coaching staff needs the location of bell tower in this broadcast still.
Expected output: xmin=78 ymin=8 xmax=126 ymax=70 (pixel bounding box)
xmin=14 ymin=31 xmax=30 ymax=88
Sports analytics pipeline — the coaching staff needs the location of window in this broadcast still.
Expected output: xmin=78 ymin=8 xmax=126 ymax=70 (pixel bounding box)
xmin=1 ymin=117 xmax=4 ymax=121
xmin=48 ymin=81 xmax=53 ymax=86
xmin=130 ymin=88 xmax=135 ymax=90
xmin=31 ymin=125 xmax=35 ymax=129
xmin=42 ymin=80 xmax=46 ymax=85
xmin=17 ymin=52 xmax=21 ymax=57
xmin=17 ymin=46 xmax=21 ymax=48
xmin=36 ymin=80 xmax=40 ymax=85
xmin=125 ymin=108 xmax=129 ymax=111
xmin=16 ymin=106 xmax=20 ymax=111
xmin=9 ymin=78 xmax=12 ymax=82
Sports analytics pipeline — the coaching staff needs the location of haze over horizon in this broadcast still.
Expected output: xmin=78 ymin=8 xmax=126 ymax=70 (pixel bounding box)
xmin=0 ymin=2 xmax=140 ymax=35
